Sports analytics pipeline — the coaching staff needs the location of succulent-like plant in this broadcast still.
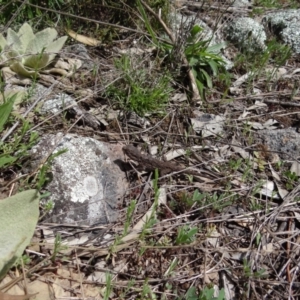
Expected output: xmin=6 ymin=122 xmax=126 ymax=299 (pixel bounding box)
xmin=0 ymin=23 xmax=67 ymax=77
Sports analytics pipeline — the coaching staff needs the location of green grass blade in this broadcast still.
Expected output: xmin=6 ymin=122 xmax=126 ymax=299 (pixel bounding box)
xmin=0 ymin=94 xmax=16 ymax=132
xmin=0 ymin=155 xmax=17 ymax=168
xmin=136 ymin=0 xmax=158 ymax=45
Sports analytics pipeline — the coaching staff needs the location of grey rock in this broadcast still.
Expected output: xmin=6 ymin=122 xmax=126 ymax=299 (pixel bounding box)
xmin=62 ymin=44 xmax=96 ymax=70
xmin=232 ymin=0 xmax=252 ymax=8
xmin=255 ymin=128 xmax=300 ymax=161
xmin=224 ymin=17 xmax=266 ymax=53
xmin=262 ymin=9 xmax=300 ymax=54
xmin=31 ymin=133 xmax=128 ymax=225
xmin=37 ymin=84 xmax=77 ymax=114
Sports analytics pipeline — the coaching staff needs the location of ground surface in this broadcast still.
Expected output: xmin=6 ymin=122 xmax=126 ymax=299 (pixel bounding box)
xmin=1 ymin=0 xmax=300 ymax=299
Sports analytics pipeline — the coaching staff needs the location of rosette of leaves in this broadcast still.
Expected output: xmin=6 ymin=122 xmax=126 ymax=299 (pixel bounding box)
xmin=0 ymin=23 xmax=67 ymax=77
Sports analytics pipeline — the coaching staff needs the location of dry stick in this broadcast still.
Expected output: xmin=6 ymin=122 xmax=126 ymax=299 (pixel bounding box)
xmin=140 ymin=0 xmax=201 ymax=103
xmin=264 ymin=99 xmax=300 ymax=107
xmin=286 ymin=217 xmax=292 ymax=284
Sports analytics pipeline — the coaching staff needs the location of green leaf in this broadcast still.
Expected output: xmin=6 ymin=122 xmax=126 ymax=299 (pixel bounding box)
xmin=207 ymin=60 xmax=218 ymax=76
xmin=0 ymin=34 xmax=7 ymax=50
xmin=0 ymin=95 xmax=15 ymax=132
xmin=187 ymin=227 xmax=198 ymax=238
xmin=0 ymin=190 xmax=40 ymax=280
xmin=6 ymin=29 xmax=23 ymax=53
xmin=185 ymin=286 xmax=198 ymax=300
xmin=17 ymin=22 xmax=35 ymax=53
xmin=10 ymin=61 xmax=38 ymax=77
xmin=188 ymin=56 xmax=199 ymax=67
xmin=207 ymin=42 xmax=227 ymax=53
xmin=192 ymin=25 xmax=202 ymax=35
xmin=0 ymin=155 xmax=17 ymax=168
xmin=24 ymin=53 xmax=50 ymax=69
xmin=136 ymin=0 xmax=158 ymax=46
xmin=45 ymin=35 xmax=68 ymax=62
xmin=4 ymin=47 xmax=20 ymax=59
xmin=26 ymin=28 xmax=57 ymax=53
xmin=201 ymin=69 xmax=212 ymax=88
xmin=196 ymin=78 xmax=205 ymax=99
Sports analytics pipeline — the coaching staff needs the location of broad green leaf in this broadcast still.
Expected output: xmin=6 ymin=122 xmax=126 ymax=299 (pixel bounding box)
xmin=0 ymin=90 xmax=25 ymax=111
xmin=0 ymin=189 xmax=40 ymax=280
xmin=201 ymin=69 xmax=212 ymax=88
xmin=196 ymin=78 xmax=205 ymax=99
xmin=0 ymin=23 xmax=68 ymax=77
xmin=188 ymin=56 xmax=199 ymax=67
xmin=17 ymin=22 xmax=35 ymax=53
xmin=45 ymin=36 xmax=68 ymax=62
xmin=208 ymin=60 xmax=218 ymax=76
xmin=26 ymin=28 xmax=57 ymax=53
xmin=0 ymin=95 xmax=15 ymax=132
xmin=6 ymin=29 xmax=23 ymax=52
xmin=24 ymin=53 xmax=50 ymax=69
xmin=0 ymin=34 xmax=7 ymax=50
xmin=190 ymin=25 xmax=202 ymax=37
xmin=0 ymin=155 xmax=17 ymax=168
xmin=4 ymin=47 xmax=20 ymax=60
xmin=207 ymin=42 xmax=227 ymax=53
xmin=10 ymin=61 xmax=38 ymax=77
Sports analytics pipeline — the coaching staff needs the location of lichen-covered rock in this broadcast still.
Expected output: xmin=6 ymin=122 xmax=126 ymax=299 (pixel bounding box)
xmin=262 ymin=9 xmax=300 ymax=54
xmin=31 ymin=133 xmax=128 ymax=225
xmin=224 ymin=17 xmax=266 ymax=53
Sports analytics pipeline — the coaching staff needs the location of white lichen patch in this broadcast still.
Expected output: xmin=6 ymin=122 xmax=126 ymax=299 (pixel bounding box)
xmin=83 ymin=176 xmax=99 ymax=197
xmin=31 ymin=133 xmax=127 ymax=225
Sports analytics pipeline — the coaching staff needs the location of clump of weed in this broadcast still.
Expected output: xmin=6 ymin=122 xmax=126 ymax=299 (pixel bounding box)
xmin=105 ymin=55 xmax=172 ymax=116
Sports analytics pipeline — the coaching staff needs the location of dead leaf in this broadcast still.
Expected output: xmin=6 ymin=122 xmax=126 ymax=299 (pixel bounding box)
xmin=66 ymin=29 xmax=100 ymax=46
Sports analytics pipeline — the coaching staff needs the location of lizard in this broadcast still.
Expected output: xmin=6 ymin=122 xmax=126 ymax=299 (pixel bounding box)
xmin=122 ymin=144 xmax=219 ymax=180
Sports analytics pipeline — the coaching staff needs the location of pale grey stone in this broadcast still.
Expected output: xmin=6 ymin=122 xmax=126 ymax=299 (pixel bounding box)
xmin=31 ymin=133 xmax=128 ymax=225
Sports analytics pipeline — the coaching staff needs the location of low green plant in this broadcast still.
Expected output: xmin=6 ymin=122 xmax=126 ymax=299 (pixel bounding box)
xmin=243 ymin=259 xmax=266 ymax=279
xmin=119 ymin=279 xmax=136 ymax=299
xmin=51 ymin=234 xmax=68 ymax=262
xmin=140 ymin=278 xmax=156 ymax=299
xmin=140 ymin=169 xmax=160 ymax=240
xmin=164 ymin=257 xmax=178 ymax=277
xmin=14 ymin=254 xmax=31 ymax=268
xmin=228 ymin=158 xmax=243 ymax=172
xmin=240 ymin=158 xmax=254 ymax=182
xmin=137 ymin=1 xmax=228 ymax=101
xmin=175 ymin=225 xmax=197 ymax=245
xmin=190 ymin=189 xmax=236 ymax=211
xmin=284 ymin=170 xmax=298 ymax=190
xmin=103 ymin=272 xmax=113 ymax=300
xmin=184 ymin=25 xmax=227 ymax=100
xmin=106 ymin=55 xmax=172 ymax=116
xmin=40 ymin=198 xmax=54 ymax=213
xmin=185 ymin=286 xmax=225 ymax=300
xmin=123 ymin=199 xmax=137 ymax=236
xmin=0 ymin=22 xmax=67 ymax=77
